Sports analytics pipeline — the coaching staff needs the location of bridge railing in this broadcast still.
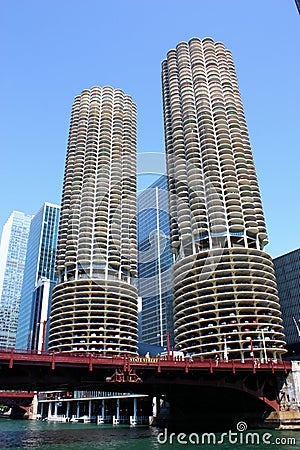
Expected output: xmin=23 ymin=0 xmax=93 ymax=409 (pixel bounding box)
xmin=0 ymin=346 xmax=292 ymax=375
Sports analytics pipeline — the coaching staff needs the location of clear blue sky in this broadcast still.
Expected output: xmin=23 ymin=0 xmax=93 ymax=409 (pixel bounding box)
xmin=0 ymin=0 xmax=299 ymax=258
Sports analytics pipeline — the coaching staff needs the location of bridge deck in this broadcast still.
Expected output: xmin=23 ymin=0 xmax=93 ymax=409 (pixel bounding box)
xmin=0 ymin=348 xmax=291 ymax=375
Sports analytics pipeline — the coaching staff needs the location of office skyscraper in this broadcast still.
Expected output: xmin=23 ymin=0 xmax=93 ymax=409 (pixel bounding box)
xmin=16 ymin=202 xmax=60 ymax=349
xmin=138 ymin=174 xmax=173 ymax=347
xmin=48 ymin=86 xmax=138 ymax=355
xmin=273 ymin=249 xmax=300 ymax=356
xmin=162 ymin=38 xmax=286 ymax=360
xmin=0 ymin=211 xmax=32 ymax=348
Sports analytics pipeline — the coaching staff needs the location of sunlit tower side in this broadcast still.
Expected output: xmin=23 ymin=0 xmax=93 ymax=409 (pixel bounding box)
xmin=16 ymin=202 xmax=60 ymax=350
xmin=0 ymin=211 xmax=32 ymax=348
xmin=162 ymin=38 xmax=286 ymax=361
xmin=48 ymin=86 xmax=138 ymax=355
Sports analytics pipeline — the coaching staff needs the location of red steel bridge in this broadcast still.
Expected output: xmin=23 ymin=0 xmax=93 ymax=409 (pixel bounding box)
xmin=0 ymin=390 xmax=35 ymax=419
xmin=0 ymin=348 xmax=291 ymax=428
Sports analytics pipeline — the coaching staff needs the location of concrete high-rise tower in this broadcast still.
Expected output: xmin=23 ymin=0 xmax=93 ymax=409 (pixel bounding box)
xmin=48 ymin=86 xmax=138 ymax=355
xmin=0 ymin=211 xmax=32 ymax=348
xmin=162 ymin=38 xmax=286 ymax=361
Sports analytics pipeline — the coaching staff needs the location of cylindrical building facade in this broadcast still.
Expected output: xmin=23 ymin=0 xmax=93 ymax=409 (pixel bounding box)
xmin=48 ymin=86 xmax=138 ymax=355
xmin=162 ymin=38 xmax=286 ymax=361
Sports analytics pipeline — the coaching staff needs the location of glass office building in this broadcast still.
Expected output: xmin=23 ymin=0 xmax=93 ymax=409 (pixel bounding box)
xmin=138 ymin=175 xmax=174 ymax=347
xmin=273 ymin=249 xmax=300 ymax=355
xmin=16 ymin=203 xmax=60 ymax=349
xmin=0 ymin=211 xmax=32 ymax=348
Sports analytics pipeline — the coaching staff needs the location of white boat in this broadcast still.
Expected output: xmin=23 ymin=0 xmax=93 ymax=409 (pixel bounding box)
xmin=47 ymin=415 xmax=69 ymax=423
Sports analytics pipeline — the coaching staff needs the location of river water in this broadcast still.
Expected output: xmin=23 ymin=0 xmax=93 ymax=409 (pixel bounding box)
xmin=0 ymin=419 xmax=299 ymax=449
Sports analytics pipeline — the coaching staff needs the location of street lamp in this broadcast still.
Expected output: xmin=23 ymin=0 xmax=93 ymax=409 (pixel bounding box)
xmin=261 ymin=330 xmax=268 ymax=363
xmin=246 ymin=336 xmax=255 ymax=364
xmin=166 ymin=332 xmax=171 ymax=359
xmin=223 ymin=336 xmax=228 ymax=362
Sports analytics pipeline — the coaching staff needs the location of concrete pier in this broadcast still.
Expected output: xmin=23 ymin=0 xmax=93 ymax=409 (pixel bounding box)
xmin=37 ymin=390 xmax=151 ymax=425
xmin=265 ymin=361 xmax=300 ymax=429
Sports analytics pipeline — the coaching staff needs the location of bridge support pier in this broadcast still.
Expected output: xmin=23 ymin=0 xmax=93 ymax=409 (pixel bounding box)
xmin=40 ymin=402 xmax=44 ymax=418
xmin=66 ymin=401 xmax=70 ymax=419
xmin=29 ymin=394 xmax=38 ymax=420
xmin=152 ymin=397 xmax=157 ymax=417
xmin=47 ymin=402 xmax=52 ymax=419
xmin=76 ymin=401 xmax=80 ymax=418
xmin=129 ymin=397 xmax=138 ymax=426
xmin=88 ymin=400 xmax=92 ymax=418
xmin=54 ymin=401 xmax=58 ymax=417
xmin=116 ymin=398 xmax=120 ymax=420
xmin=101 ymin=400 xmax=105 ymax=418
xmin=152 ymin=396 xmax=161 ymax=417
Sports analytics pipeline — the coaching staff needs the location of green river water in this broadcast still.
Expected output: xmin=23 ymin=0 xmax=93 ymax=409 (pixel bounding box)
xmin=0 ymin=419 xmax=299 ymax=450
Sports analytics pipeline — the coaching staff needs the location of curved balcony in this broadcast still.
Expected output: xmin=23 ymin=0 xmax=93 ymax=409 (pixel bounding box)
xmin=172 ymin=248 xmax=286 ymax=360
xmin=49 ymin=279 xmax=138 ymax=355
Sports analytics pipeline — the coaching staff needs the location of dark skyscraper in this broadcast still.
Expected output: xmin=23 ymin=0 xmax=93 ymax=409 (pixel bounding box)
xmin=273 ymin=248 xmax=300 ymax=356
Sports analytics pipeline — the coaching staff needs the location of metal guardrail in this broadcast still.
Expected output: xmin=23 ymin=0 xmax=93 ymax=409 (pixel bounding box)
xmin=0 ymin=347 xmax=292 ymax=375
